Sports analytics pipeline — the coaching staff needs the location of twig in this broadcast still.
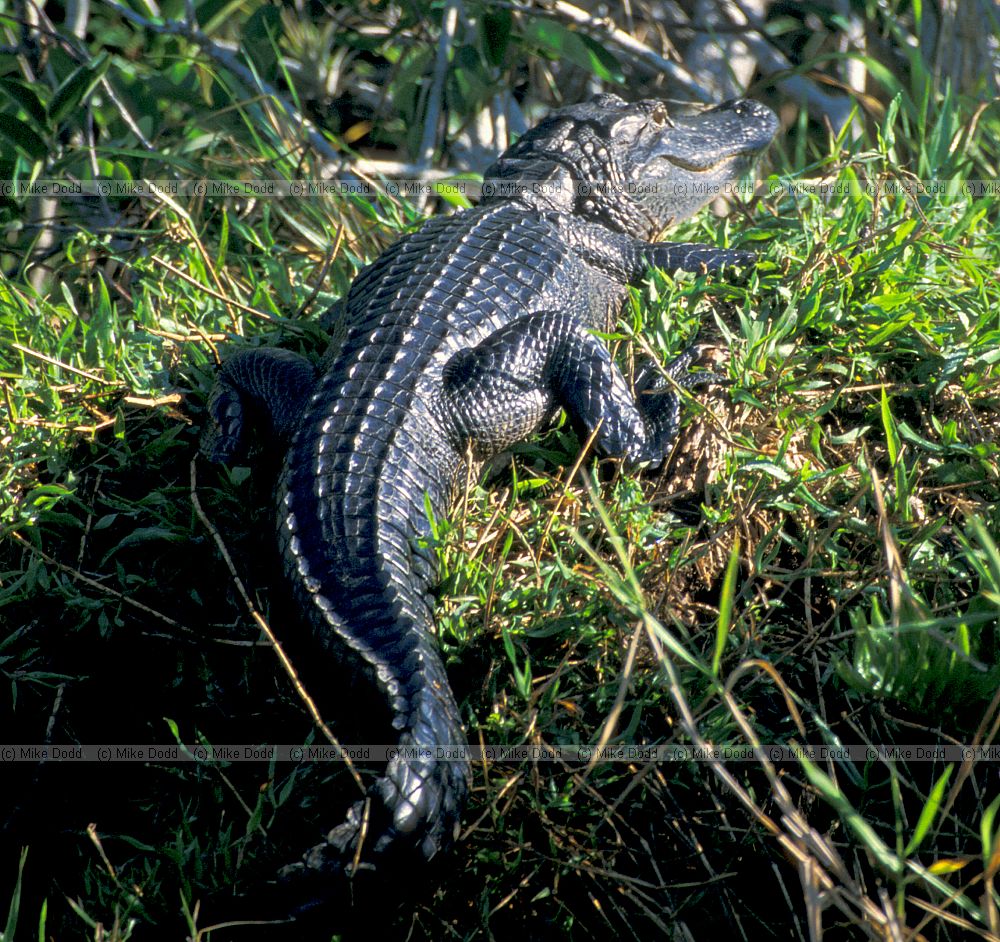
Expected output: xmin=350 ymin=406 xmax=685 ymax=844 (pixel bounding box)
xmin=100 ymin=74 xmax=154 ymax=151
xmin=726 ymin=0 xmax=857 ymax=134
xmin=102 ymin=0 xmax=341 ymax=165
xmin=536 ymin=420 xmax=602 ymax=564
xmin=294 ymin=222 xmax=344 ymax=321
xmin=150 ymin=256 xmax=273 ymax=321
xmin=8 ymin=530 xmax=199 ymax=635
xmin=541 ymin=0 xmax=711 ymax=101
xmin=645 ymin=617 xmax=895 ymax=932
xmin=536 ymin=0 xmax=857 ymax=127
xmin=576 ymin=617 xmax=643 ymax=786
xmin=349 ymin=158 xmax=479 ymax=179
xmin=9 ymin=341 xmax=121 ymax=385
xmin=189 ymin=459 xmax=365 ymax=795
xmin=64 ymin=0 xmax=89 ymax=40
xmin=419 ymin=0 xmax=461 ymax=168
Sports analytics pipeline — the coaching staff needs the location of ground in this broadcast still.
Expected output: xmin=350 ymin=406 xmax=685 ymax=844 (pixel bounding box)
xmin=2 ymin=5 xmax=1000 ymax=940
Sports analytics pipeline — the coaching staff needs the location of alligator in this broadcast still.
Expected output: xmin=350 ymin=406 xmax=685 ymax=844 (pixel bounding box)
xmin=200 ymin=93 xmax=779 ymax=904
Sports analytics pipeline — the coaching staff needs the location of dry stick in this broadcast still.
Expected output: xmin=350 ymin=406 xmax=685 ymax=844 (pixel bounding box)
xmin=122 ymin=393 xmax=184 ymax=409
xmin=10 ymin=341 xmax=120 ymax=386
xmin=293 ymin=222 xmax=345 ymax=321
xmin=644 ymin=620 xmax=893 ymax=932
xmin=188 ymin=459 xmax=365 ymax=795
xmin=147 ymin=194 xmax=234 ymax=319
xmin=102 ymin=0 xmax=340 ymax=167
xmin=460 ymin=768 xmax=523 ymax=842
xmin=539 ymin=0 xmax=710 ymax=102
xmin=86 ymin=824 xmax=127 ymax=885
xmin=151 ymin=256 xmax=273 ymax=321
xmin=870 ymin=456 xmax=1000 ymax=831
xmin=718 ymin=672 xmax=972 ymax=935
xmin=350 ymin=798 xmax=372 ymax=879
xmin=536 ymin=420 xmax=602 ymax=564
xmin=36 ymin=8 xmax=231 ymax=306
xmin=8 ymin=530 xmax=206 ymax=638
xmin=725 ymin=658 xmax=808 ymax=736
xmin=725 ymin=0 xmax=856 ymax=134
xmin=419 ymin=0 xmax=461 ymax=170
xmin=722 ymin=677 xmax=864 ymax=890
xmin=546 ymin=0 xmax=856 ymax=132
xmin=487 ymin=866 xmax=543 ymax=918
xmin=100 ymin=73 xmax=154 ymax=152
xmin=461 ymin=499 xmax=507 ymax=640
xmin=910 ymin=898 xmax=1000 ymax=940
xmin=455 ymin=443 xmax=473 ymax=541
xmin=147 ymin=328 xmax=228 ymax=343
xmin=575 ymin=618 xmax=643 ymax=788
xmin=939 ymin=680 xmax=1000 ymax=834
xmin=83 ymin=825 xmax=187 ymax=936
xmin=24 ymin=2 xmax=152 ymax=151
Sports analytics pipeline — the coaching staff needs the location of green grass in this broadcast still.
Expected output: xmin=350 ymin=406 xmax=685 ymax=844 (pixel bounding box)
xmin=2 ymin=5 xmax=1000 ymax=941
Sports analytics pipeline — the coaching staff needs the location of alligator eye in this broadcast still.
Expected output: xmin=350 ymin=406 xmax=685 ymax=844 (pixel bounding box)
xmin=651 ymin=104 xmax=672 ymax=127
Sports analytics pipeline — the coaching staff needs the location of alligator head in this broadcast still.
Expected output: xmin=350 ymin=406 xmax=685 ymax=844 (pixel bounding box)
xmin=483 ymin=94 xmax=779 ymax=239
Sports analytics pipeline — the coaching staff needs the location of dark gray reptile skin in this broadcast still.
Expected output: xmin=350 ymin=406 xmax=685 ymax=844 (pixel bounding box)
xmin=201 ymin=94 xmax=778 ymax=899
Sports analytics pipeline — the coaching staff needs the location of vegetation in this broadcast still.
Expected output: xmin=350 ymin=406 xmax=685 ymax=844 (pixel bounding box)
xmin=1 ymin=1 xmax=999 ymax=939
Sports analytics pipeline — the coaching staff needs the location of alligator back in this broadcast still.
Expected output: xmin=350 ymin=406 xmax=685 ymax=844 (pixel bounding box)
xmin=277 ymin=201 xmax=625 ymax=869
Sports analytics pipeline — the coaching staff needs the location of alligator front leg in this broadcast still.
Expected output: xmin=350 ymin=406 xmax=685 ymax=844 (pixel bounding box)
xmin=444 ymin=311 xmax=694 ymax=468
xmin=201 ymin=347 xmax=319 ymax=463
xmin=562 ymin=221 xmax=756 ymax=281
xmin=641 ymin=241 xmax=756 ymax=273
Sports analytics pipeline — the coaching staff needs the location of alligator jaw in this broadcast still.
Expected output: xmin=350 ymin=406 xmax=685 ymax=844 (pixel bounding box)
xmin=653 ymin=98 xmax=781 ymax=172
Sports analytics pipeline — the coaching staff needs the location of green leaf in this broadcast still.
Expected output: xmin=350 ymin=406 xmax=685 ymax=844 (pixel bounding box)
xmin=501 ymin=626 xmax=532 ymax=700
xmin=881 ymin=93 xmax=901 ymax=152
xmin=0 ymin=113 xmax=48 ymax=162
xmin=853 ymin=55 xmax=905 ymax=102
xmin=738 ymin=460 xmax=792 ymax=482
xmin=434 ymin=179 xmax=472 ymax=209
xmin=0 ymin=77 xmax=48 ymax=131
xmin=481 ymin=7 xmax=513 ymax=67
xmin=2 ymin=846 xmax=28 ymax=942
xmin=713 ymin=537 xmax=740 ymax=676
xmin=100 ymin=526 xmax=187 ymax=564
xmin=450 ymin=45 xmax=494 ymax=115
xmin=48 ymin=51 xmax=111 ymax=126
xmin=880 ymin=387 xmax=901 ymax=467
xmin=242 ymin=5 xmax=283 ymax=79
xmin=37 ymin=894 xmax=47 ymax=942
xmin=217 ymin=208 xmax=230 ymax=268
xmin=981 ymin=794 xmax=1000 ymax=864
xmin=198 ymin=0 xmax=252 ymax=32
xmin=865 ymin=292 xmax=912 ymax=313
xmin=903 ymin=764 xmax=953 ymax=856
xmin=522 ymin=19 xmax=624 ymax=84
xmin=576 ymin=34 xmax=625 ymax=83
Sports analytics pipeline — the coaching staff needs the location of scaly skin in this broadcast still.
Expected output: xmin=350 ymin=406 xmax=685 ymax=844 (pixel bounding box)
xmin=201 ymin=94 xmax=778 ymax=905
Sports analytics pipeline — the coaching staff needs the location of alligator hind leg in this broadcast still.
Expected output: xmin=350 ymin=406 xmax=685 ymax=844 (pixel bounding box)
xmin=201 ymin=347 xmax=319 ymax=463
xmin=443 ymin=311 xmax=693 ymax=468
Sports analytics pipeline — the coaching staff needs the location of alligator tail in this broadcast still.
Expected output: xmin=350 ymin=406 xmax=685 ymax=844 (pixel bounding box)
xmin=200 ymin=348 xmax=471 ymax=907
xmin=277 ymin=601 xmax=470 ymax=901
